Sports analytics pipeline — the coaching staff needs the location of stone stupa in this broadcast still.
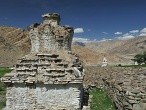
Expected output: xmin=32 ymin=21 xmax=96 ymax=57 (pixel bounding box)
xmin=1 ymin=13 xmax=84 ymax=110
xmin=101 ymin=57 xmax=108 ymax=67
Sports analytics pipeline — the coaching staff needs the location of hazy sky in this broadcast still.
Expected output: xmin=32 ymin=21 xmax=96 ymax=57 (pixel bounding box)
xmin=0 ymin=0 xmax=146 ymax=41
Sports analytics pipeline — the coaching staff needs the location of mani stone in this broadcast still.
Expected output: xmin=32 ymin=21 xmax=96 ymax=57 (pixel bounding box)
xmin=1 ymin=13 xmax=84 ymax=110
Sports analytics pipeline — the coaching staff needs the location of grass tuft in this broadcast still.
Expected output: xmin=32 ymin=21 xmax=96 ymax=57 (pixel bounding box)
xmin=90 ymin=88 xmax=116 ymax=110
xmin=0 ymin=67 xmax=11 ymax=109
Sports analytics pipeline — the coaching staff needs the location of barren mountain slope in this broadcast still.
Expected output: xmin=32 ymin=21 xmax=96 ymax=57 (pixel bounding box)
xmin=109 ymin=36 xmax=146 ymax=55
xmin=0 ymin=26 xmax=30 ymax=67
xmin=85 ymin=40 xmax=125 ymax=53
xmin=72 ymin=46 xmax=129 ymax=65
xmin=86 ymin=36 xmax=146 ymax=60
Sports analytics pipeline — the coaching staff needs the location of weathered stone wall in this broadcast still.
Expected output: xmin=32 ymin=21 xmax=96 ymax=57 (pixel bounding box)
xmin=84 ymin=66 xmax=146 ymax=110
xmin=6 ymin=83 xmax=83 ymax=110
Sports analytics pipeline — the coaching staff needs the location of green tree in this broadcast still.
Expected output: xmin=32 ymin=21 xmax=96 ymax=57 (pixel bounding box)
xmin=134 ymin=54 xmax=143 ymax=65
xmin=143 ymin=51 xmax=146 ymax=64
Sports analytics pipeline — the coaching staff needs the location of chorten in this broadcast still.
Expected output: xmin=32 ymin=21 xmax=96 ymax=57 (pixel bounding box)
xmin=1 ymin=13 xmax=84 ymax=110
xmin=101 ymin=57 xmax=108 ymax=67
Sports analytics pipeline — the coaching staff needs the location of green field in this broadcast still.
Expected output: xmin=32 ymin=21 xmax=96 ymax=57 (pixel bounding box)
xmin=0 ymin=67 xmax=11 ymax=110
xmin=116 ymin=64 xmax=146 ymax=67
xmin=90 ymin=88 xmax=116 ymax=110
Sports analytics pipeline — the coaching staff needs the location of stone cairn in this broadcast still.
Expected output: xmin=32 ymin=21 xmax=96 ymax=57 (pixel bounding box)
xmin=1 ymin=13 xmax=84 ymax=110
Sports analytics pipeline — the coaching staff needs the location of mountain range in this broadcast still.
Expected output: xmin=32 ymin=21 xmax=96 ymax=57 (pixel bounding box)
xmin=1 ymin=26 xmax=146 ymax=67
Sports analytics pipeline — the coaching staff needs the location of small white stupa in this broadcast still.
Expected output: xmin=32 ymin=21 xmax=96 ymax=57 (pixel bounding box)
xmin=101 ymin=57 xmax=108 ymax=67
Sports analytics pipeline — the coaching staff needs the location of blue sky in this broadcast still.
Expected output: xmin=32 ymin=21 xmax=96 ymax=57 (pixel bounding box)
xmin=0 ymin=0 xmax=146 ymax=41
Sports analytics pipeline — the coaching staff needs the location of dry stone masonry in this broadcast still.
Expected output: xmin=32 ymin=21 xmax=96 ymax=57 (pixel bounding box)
xmin=84 ymin=66 xmax=146 ymax=110
xmin=1 ymin=13 xmax=84 ymax=110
